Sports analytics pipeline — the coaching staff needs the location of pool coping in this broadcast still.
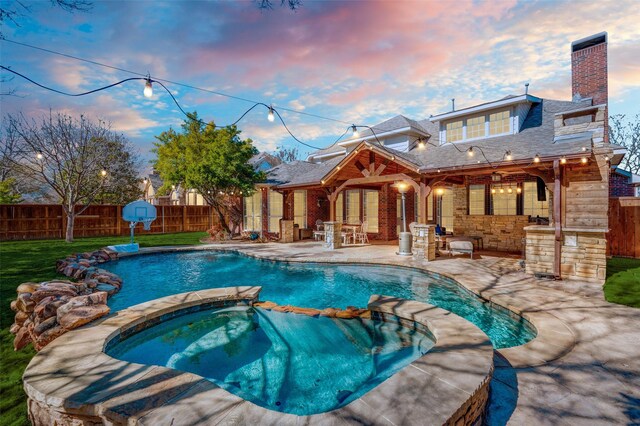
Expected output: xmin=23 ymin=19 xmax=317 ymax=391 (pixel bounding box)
xmin=23 ymin=287 xmax=494 ymax=425
xmin=114 ymin=244 xmax=576 ymax=368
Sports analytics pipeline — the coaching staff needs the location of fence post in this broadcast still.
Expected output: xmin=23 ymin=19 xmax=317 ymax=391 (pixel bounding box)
xmin=116 ymin=205 xmax=122 ymax=236
xmin=183 ymin=205 xmax=187 ymax=232
xmin=61 ymin=207 xmax=67 ymax=240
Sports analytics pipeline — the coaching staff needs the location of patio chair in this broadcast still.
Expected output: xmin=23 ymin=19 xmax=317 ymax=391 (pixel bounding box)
xmin=354 ymin=221 xmax=369 ymax=244
xmin=313 ymin=220 xmax=325 ymax=241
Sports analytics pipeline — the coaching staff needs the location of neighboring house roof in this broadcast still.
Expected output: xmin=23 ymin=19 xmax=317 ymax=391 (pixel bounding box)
xmin=148 ymin=171 xmax=164 ymax=190
xmin=249 ymin=152 xmax=282 ymax=171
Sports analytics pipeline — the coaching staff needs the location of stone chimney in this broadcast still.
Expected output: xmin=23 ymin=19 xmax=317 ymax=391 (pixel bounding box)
xmin=571 ymin=32 xmax=608 ymax=142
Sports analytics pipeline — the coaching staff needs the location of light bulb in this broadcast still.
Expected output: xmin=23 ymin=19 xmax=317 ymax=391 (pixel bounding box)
xmin=321 ymin=180 xmax=325 ymax=185
xmin=516 ymin=186 xmax=522 ymax=194
xmin=581 ymin=157 xmax=588 ymax=164
xmin=505 ymin=151 xmax=512 ymax=161
xmin=507 ymin=188 xmax=513 ymax=194
xmin=467 ymin=147 xmax=474 ymax=157
xmin=36 ymin=153 xmax=44 ymax=160
xmin=351 ymin=125 xmax=359 ymax=138
xmin=491 ymin=188 xmax=496 ymax=194
xmin=100 ymin=170 xmax=107 ymax=177
xmin=499 ymin=188 xmax=505 ymax=194
xmin=533 ymin=154 xmax=540 ymax=163
xmin=436 ymin=188 xmax=444 ymax=195
xmin=143 ymin=79 xmax=153 ymax=98
xmin=560 ymin=157 xmax=567 ymax=165
xmin=267 ymin=107 xmax=275 ymax=122
xmin=417 ymin=139 xmax=426 ymax=149
xmin=604 ymin=155 xmax=610 ymax=162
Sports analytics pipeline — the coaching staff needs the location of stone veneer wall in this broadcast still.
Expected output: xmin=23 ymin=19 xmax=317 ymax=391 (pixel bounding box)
xmin=452 ymin=184 xmax=530 ymax=252
xmin=445 ymin=374 xmax=491 ymax=426
xmin=525 ymin=228 xmax=607 ymax=282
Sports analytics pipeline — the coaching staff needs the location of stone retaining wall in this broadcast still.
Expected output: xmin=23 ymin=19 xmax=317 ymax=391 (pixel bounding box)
xmin=9 ymin=248 xmax=122 ymax=351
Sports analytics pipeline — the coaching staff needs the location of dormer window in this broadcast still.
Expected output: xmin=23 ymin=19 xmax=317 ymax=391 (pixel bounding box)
xmin=489 ymin=110 xmax=510 ymax=135
xmin=446 ymin=120 xmax=463 ymax=142
xmin=442 ymin=108 xmax=512 ymax=143
xmin=467 ymin=115 xmax=485 ymax=139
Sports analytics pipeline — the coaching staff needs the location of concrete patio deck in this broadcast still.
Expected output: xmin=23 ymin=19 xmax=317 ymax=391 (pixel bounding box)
xmin=139 ymin=241 xmax=640 ymax=425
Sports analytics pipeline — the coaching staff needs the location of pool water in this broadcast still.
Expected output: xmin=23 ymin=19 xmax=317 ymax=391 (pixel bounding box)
xmin=104 ymin=251 xmax=535 ymax=348
xmin=107 ymin=306 xmax=435 ymax=415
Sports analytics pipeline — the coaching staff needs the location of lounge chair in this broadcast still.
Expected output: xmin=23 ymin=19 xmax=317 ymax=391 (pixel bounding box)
xmin=448 ymin=239 xmax=474 ymax=259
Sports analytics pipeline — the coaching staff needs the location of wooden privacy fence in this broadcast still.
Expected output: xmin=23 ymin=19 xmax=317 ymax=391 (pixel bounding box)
xmin=608 ymin=197 xmax=640 ymax=258
xmin=0 ymin=204 xmax=217 ymax=241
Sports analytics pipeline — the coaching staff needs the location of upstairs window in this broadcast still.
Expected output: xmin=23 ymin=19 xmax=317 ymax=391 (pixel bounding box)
xmin=489 ymin=110 xmax=510 ymax=135
xmin=466 ymin=116 xmax=485 ymax=139
xmin=446 ymin=120 xmax=463 ymax=142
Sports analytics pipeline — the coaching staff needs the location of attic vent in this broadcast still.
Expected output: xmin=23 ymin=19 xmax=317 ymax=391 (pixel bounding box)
xmin=571 ymin=32 xmax=607 ymax=52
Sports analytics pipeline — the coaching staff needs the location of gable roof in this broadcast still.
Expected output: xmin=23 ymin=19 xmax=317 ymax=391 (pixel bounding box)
xmin=249 ymin=152 xmax=282 ymax=169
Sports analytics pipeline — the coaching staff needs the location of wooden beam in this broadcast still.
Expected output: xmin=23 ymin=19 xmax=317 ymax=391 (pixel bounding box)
xmin=369 ymin=151 xmax=376 ymax=174
xmin=553 ymin=160 xmax=562 ymax=280
xmin=373 ymin=158 xmax=390 ymax=176
xmin=353 ymin=160 xmax=370 ymax=177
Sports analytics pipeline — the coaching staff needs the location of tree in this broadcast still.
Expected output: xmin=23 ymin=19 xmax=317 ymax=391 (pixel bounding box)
xmin=256 ymin=0 xmax=302 ymax=11
xmin=5 ymin=111 xmax=141 ymax=242
xmin=0 ymin=178 xmax=22 ymax=203
xmin=274 ymin=145 xmax=300 ymax=163
xmin=153 ymin=113 xmax=265 ymax=236
xmin=1 ymin=0 xmax=92 ymax=37
xmin=609 ymin=113 xmax=640 ymax=174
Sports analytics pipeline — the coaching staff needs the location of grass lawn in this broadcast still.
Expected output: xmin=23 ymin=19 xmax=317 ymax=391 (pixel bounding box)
xmin=603 ymin=257 xmax=640 ymax=308
xmin=0 ymin=232 xmax=207 ymax=426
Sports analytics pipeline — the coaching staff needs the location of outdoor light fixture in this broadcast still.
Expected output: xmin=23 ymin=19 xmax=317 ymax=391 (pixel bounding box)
xmin=604 ymin=155 xmax=610 ymax=162
xmin=321 ymin=180 xmax=325 ymax=185
xmin=499 ymin=188 xmax=505 ymax=194
xmin=36 ymin=152 xmax=43 ymax=160
xmin=491 ymin=188 xmax=496 ymax=194
xmin=581 ymin=156 xmax=588 ymax=164
xmin=143 ymin=78 xmax=153 ymax=98
xmin=560 ymin=156 xmax=567 ymax=165
xmin=516 ymin=186 xmax=522 ymax=194
xmin=534 ymin=154 xmax=541 ymax=163
xmin=436 ymin=188 xmax=445 ymax=195
xmin=351 ymin=125 xmax=359 ymax=138
xmin=507 ymin=187 xmax=513 ymax=194
xmin=582 ymin=146 xmax=587 ymax=152
xmin=267 ymin=106 xmax=275 ymax=122
xmin=467 ymin=147 xmax=474 ymax=157
xmin=394 ymin=181 xmax=412 ymax=256
xmin=417 ymin=138 xmax=426 ymax=149
xmin=505 ymin=151 xmax=513 ymax=161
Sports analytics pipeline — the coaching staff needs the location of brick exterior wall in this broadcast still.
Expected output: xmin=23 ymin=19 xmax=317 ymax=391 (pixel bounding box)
xmin=378 ymin=184 xmax=398 ymax=241
xmin=609 ymin=171 xmax=635 ymax=197
xmin=306 ymin=189 xmax=329 ymax=230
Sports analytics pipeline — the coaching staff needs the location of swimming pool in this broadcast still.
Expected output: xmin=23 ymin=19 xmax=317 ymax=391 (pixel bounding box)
xmin=104 ymin=250 xmax=535 ymax=348
xmin=107 ymin=305 xmax=435 ymax=415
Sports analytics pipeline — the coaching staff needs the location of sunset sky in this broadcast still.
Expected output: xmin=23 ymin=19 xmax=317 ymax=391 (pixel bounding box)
xmin=2 ymin=0 xmax=639 ymax=165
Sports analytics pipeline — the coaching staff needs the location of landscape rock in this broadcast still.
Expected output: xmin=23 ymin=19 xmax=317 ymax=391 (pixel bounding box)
xmin=31 ymin=288 xmax=77 ymax=304
xmin=15 ymin=310 xmax=30 ymax=325
xmin=56 ymin=292 xmax=108 ymax=320
xmin=58 ymin=305 xmax=111 ymax=330
xmin=14 ymin=326 xmax=32 ymax=350
xmin=16 ymin=293 xmax=35 ymax=312
xmin=33 ymin=317 xmax=58 ymax=336
xmin=34 ymin=326 xmax=66 ymax=350
xmin=17 ymin=283 xmax=40 ymax=293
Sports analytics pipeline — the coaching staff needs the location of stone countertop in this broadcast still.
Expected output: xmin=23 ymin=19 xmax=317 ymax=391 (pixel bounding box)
xmin=524 ymin=225 xmax=609 ymax=233
xmin=23 ymin=288 xmax=493 ymax=425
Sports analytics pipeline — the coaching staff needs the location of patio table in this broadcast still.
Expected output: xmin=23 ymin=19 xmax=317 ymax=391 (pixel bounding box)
xmin=342 ymin=224 xmax=360 ymax=245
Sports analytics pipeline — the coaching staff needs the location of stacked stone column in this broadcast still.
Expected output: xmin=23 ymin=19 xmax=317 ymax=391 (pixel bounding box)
xmin=323 ymin=221 xmax=342 ymax=250
xmin=412 ymin=224 xmax=436 ymax=261
xmin=280 ymin=220 xmax=294 ymax=243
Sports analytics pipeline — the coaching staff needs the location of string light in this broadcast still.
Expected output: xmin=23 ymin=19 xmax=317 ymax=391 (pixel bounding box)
xmin=267 ymin=106 xmax=275 ymax=122
xmin=491 ymin=188 xmax=496 ymax=194
xmin=143 ymin=78 xmax=153 ymax=98
xmin=582 ymin=146 xmax=587 ymax=152
xmin=604 ymin=155 xmax=610 ymax=162
xmin=581 ymin=157 xmax=588 ymax=164
xmin=560 ymin=156 xmax=567 ymax=165
xmin=36 ymin=152 xmax=43 ymax=160
xmin=351 ymin=125 xmax=359 ymax=138
xmin=499 ymin=188 xmax=505 ymax=194
xmin=507 ymin=187 xmax=513 ymax=194
xmin=467 ymin=147 xmax=474 ymax=157
xmin=533 ymin=154 xmax=541 ymax=163
xmin=436 ymin=188 xmax=444 ymax=195
xmin=516 ymin=186 xmax=522 ymax=194
xmin=417 ymin=138 xmax=426 ymax=149
xmin=100 ymin=169 xmax=107 ymax=177
xmin=505 ymin=151 xmax=512 ymax=161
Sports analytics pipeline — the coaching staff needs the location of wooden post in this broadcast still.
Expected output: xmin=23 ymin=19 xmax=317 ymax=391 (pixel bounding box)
xmin=553 ymin=160 xmax=562 ymax=280
xmin=183 ymin=205 xmax=187 ymax=232
xmin=116 ymin=205 xmax=122 ymax=236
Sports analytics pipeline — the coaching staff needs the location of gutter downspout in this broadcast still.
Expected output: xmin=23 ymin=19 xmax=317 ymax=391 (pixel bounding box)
xmin=553 ymin=160 xmax=562 ymax=279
